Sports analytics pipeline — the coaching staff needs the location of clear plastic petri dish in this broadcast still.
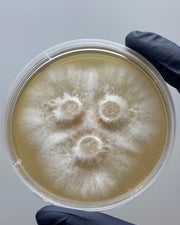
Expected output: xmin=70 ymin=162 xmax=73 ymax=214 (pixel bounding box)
xmin=2 ymin=39 xmax=176 ymax=211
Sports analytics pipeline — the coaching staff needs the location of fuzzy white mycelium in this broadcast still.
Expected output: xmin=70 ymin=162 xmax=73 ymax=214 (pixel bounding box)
xmin=18 ymin=61 xmax=162 ymax=201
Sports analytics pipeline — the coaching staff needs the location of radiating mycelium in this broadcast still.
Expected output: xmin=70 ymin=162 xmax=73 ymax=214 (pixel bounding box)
xmin=13 ymin=53 xmax=166 ymax=203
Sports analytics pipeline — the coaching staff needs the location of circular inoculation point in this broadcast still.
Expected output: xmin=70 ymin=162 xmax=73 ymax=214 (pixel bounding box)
xmin=99 ymin=95 xmax=127 ymax=123
xmin=52 ymin=95 xmax=83 ymax=121
xmin=61 ymin=100 xmax=79 ymax=117
xmin=61 ymin=96 xmax=82 ymax=121
xmin=74 ymin=135 xmax=103 ymax=160
xmin=101 ymin=101 xmax=120 ymax=121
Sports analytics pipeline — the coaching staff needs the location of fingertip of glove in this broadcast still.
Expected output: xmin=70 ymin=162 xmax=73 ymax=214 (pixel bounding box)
xmin=125 ymin=30 xmax=159 ymax=51
xmin=35 ymin=206 xmax=54 ymax=225
xmin=125 ymin=30 xmax=143 ymax=47
xmin=35 ymin=210 xmax=42 ymax=225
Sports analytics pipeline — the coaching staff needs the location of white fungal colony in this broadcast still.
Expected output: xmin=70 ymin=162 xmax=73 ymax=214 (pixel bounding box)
xmin=17 ymin=59 xmax=163 ymax=201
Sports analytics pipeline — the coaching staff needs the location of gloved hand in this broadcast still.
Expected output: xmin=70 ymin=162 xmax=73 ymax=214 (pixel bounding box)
xmin=125 ymin=31 xmax=180 ymax=93
xmin=36 ymin=31 xmax=180 ymax=225
xmin=36 ymin=205 xmax=134 ymax=225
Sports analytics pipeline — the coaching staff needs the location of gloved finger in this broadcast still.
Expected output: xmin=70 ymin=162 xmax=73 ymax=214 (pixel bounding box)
xmin=36 ymin=205 xmax=135 ymax=225
xmin=125 ymin=31 xmax=180 ymax=93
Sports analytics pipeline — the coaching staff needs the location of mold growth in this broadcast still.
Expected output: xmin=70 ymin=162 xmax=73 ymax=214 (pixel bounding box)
xmin=13 ymin=54 xmax=166 ymax=202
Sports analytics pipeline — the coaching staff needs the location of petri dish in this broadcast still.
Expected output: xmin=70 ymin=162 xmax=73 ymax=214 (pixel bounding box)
xmin=2 ymin=39 xmax=175 ymax=211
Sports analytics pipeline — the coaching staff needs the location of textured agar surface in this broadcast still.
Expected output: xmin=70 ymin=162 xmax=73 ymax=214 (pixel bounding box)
xmin=12 ymin=53 xmax=167 ymax=204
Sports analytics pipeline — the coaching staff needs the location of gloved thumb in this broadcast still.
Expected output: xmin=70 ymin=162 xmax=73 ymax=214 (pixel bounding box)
xmin=36 ymin=205 xmax=134 ymax=225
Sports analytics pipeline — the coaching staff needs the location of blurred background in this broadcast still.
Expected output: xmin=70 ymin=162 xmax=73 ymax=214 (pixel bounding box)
xmin=0 ymin=1 xmax=180 ymax=224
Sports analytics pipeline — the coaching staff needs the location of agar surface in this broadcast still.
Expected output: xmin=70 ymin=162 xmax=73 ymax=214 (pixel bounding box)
xmin=18 ymin=62 xmax=161 ymax=200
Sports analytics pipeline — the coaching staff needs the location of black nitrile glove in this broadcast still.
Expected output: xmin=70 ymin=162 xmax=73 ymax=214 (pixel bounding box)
xmin=36 ymin=206 xmax=134 ymax=225
xmin=36 ymin=32 xmax=180 ymax=225
xmin=125 ymin=31 xmax=180 ymax=93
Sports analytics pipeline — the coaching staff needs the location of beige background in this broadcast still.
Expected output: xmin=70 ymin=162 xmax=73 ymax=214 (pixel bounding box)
xmin=0 ymin=1 xmax=180 ymax=224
